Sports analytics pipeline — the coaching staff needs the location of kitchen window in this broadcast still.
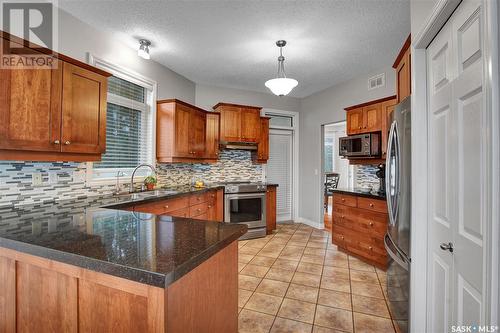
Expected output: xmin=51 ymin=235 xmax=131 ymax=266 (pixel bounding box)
xmin=87 ymin=55 xmax=157 ymax=183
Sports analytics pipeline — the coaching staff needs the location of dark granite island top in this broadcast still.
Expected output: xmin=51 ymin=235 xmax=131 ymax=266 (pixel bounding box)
xmin=332 ymin=187 xmax=386 ymax=200
xmin=0 ymin=185 xmax=246 ymax=288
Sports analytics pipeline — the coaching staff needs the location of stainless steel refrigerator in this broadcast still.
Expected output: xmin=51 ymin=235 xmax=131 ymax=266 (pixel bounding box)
xmin=384 ymin=96 xmax=411 ymax=333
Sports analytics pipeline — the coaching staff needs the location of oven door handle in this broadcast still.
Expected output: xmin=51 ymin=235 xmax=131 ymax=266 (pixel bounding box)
xmin=225 ymin=193 xmax=266 ymax=200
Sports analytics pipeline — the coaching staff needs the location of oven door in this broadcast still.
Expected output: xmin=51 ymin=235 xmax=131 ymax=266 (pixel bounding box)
xmin=224 ymin=192 xmax=266 ymax=228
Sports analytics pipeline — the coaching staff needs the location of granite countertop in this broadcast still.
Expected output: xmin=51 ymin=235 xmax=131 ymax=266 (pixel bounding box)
xmin=0 ymin=185 xmax=246 ymax=288
xmin=332 ymin=187 xmax=386 ymax=200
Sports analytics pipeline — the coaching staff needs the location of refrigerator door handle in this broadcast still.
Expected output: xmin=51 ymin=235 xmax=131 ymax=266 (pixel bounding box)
xmin=384 ymin=234 xmax=409 ymax=270
xmin=386 ymin=121 xmax=397 ymax=227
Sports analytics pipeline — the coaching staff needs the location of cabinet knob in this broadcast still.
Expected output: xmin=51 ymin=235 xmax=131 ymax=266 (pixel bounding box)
xmin=358 ymin=126 xmax=362 ymax=129
xmin=341 ymin=215 xmax=345 ymax=219
xmin=64 ymin=141 xmax=71 ymax=145
xmin=369 ymin=222 xmax=374 ymax=226
xmin=197 ymin=208 xmax=201 ymax=212
xmin=340 ymin=236 xmax=344 ymax=239
xmin=341 ymin=198 xmax=345 ymax=202
xmin=53 ymin=140 xmax=60 ymax=144
xmin=208 ymin=205 xmax=212 ymax=208
xmin=369 ymin=203 xmax=374 ymax=207
xmin=369 ymin=246 xmax=373 ymax=250
xmin=164 ymin=205 xmax=169 ymax=209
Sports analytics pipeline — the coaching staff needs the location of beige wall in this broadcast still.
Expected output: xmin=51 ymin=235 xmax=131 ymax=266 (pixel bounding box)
xmin=411 ymin=0 xmax=439 ymax=35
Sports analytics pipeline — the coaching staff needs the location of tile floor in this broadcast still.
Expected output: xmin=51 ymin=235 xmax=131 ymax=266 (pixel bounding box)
xmin=237 ymin=223 xmax=398 ymax=333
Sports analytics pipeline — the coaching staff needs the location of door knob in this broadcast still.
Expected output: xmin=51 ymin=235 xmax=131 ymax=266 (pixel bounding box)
xmin=440 ymin=242 xmax=454 ymax=253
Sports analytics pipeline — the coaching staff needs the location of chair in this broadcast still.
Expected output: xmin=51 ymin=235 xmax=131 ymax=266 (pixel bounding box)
xmin=324 ymin=172 xmax=340 ymax=210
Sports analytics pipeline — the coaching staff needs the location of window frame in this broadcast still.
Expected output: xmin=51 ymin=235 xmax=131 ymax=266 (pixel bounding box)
xmin=86 ymin=54 xmax=158 ymax=186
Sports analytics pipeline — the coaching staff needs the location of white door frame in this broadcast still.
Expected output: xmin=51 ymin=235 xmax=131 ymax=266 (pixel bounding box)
xmin=262 ymin=108 xmax=300 ymax=222
xmin=411 ymin=0 xmax=499 ymax=331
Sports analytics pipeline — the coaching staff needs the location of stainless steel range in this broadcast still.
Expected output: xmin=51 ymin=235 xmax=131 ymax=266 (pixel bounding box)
xmin=222 ymin=182 xmax=267 ymax=240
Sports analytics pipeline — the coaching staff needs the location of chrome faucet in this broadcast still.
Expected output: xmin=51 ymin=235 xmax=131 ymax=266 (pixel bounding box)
xmin=113 ymin=171 xmax=127 ymax=195
xmin=130 ymin=163 xmax=157 ymax=193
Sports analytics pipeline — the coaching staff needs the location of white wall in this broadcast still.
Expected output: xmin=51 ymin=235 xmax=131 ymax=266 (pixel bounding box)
xmin=195 ymin=84 xmax=301 ymax=112
xmin=411 ymin=0 xmax=439 ymax=37
xmin=7 ymin=8 xmax=196 ymax=102
xmin=298 ymin=67 xmax=396 ymax=225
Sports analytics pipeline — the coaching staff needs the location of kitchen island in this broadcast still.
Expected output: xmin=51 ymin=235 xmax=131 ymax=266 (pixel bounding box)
xmin=0 ymin=186 xmax=246 ymax=333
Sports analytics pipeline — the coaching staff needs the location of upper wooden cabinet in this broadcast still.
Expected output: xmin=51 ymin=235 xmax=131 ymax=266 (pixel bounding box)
xmin=393 ymin=35 xmax=411 ymax=103
xmin=253 ymin=117 xmax=270 ymax=163
xmin=213 ymin=103 xmax=261 ymax=143
xmin=205 ymin=112 xmax=220 ymax=161
xmin=0 ymin=32 xmax=111 ymax=161
xmin=346 ymin=107 xmax=364 ymax=135
xmin=157 ymin=99 xmax=219 ymax=163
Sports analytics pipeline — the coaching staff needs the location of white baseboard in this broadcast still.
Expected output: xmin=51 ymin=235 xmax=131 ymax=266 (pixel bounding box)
xmin=294 ymin=217 xmax=323 ymax=230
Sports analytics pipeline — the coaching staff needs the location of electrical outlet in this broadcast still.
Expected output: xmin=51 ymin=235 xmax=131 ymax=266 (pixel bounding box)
xmin=31 ymin=172 xmax=43 ymax=187
xmin=48 ymin=172 xmax=59 ymax=184
xmin=73 ymin=170 xmax=86 ymax=183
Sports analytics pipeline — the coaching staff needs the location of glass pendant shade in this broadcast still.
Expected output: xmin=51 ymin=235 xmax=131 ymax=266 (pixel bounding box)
xmin=265 ymin=77 xmax=298 ymax=96
xmin=138 ymin=39 xmax=151 ymax=60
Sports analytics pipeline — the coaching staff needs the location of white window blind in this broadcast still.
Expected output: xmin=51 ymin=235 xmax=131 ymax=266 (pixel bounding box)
xmin=90 ymin=70 xmax=154 ymax=180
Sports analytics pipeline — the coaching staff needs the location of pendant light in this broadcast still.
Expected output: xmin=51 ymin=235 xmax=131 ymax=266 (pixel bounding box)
xmin=138 ymin=39 xmax=151 ymax=59
xmin=265 ymin=40 xmax=298 ymax=96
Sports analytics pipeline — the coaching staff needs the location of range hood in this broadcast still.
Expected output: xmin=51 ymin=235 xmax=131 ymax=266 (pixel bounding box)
xmin=220 ymin=141 xmax=258 ymax=150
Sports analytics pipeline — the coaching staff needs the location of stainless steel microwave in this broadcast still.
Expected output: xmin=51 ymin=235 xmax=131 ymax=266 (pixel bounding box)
xmin=339 ymin=133 xmax=381 ymax=158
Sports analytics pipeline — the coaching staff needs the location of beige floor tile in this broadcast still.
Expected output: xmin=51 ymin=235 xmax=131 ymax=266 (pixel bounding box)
xmin=278 ymin=298 xmax=316 ymax=324
xmin=266 ymin=268 xmax=296 ymax=283
xmin=350 ymin=270 xmax=379 ymax=284
xmin=317 ymin=289 xmax=352 ymax=311
xmin=307 ymin=241 xmax=328 ymax=249
xmin=314 ymin=305 xmax=353 ymax=332
xmin=351 ymin=281 xmax=384 ymax=299
xmin=238 ymin=262 xmax=247 ymax=272
xmin=322 ymin=266 xmax=350 ymax=280
xmin=239 ymin=309 xmax=275 ymax=333
xmin=353 ymin=312 xmax=395 ymax=333
xmin=239 ymin=253 xmax=255 ymax=264
xmin=239 ymin=289 xmax=253 ymax=307
xmin=352 ymin=294 xmax=390 ymax=318
xmin=239 ymin=275 xmax=262 ymax=291
xmin=258 ymin=249 xmax=282 ymax=258
xmin=323 ymin=257 xmax=349 ymax=269
xmin=240 ymin=245 xmax=262 ymax=255
xmin=296 ymin=262 xmax=323 ymax=275
xmin=349 ymin=259 xmax=376 ymax=272
xmin=303 ymin=247 xmax=327 ymax=256
xmin=240 ymin=264 xmax=270 ymax=278
xmin=279 ymin=252 xmax=303 ymax=261
xmin=249 ymin=255 xmax=277 ymax=267
xmin=288 ymin=241 xmax=308 ymax=248
xmin=320 ymin=276 xmax=351 ymax=293
xmin=292 ymin=271 xmax=322 ymax=288
xmin=309 ymin=236 xmax=328 ymax=243
xmin=301 ymin=254 xmax=325 ymax=265
xmin=313 ymin=325 xmax=345 ymax=333
xmin=285 ymin=283 xmax=319 ymax=303
xmin=244 ymin=292 xmax=283 ymax=315
xmin=256 ymin=279 xmax=290 ymax=297
xmin=272 ymin=258 xmax=300 ymax=271
xmin=271 ymin=317 xmax=313 ymax=333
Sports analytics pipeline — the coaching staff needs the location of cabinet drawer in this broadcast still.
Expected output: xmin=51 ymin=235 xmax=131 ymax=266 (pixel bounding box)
xmin=189 ymin=192 xmax=208 ymax=205
xmin=168 ymin=207 xmax=189 ymax=218
xmin=162 ymin=196 xmax=190 ymax=213
xmin=357 ymin=197 xmax=387 ymax=213
xmin=191 ymin=211 xmax=209 ymax=220
xmin=356 ymin=211 xmax=388 ymax=236
xmin=206 ymin=190 xmax=217 ymax=205
xmin=189 ymin=202 xmax=209 ymax=217
xmin=333 ymin=194 xmax=357 ymax=207
xmin=332 ymin=232 xmax=346 ymax=248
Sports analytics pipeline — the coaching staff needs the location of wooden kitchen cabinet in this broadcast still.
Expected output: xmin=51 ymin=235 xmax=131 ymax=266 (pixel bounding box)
xmin=393 ymin=35 xmax=411 ymax=103
xmin=266 ymin=186 xmax=277 ymax=234
xmin=204 ymin=112 xmax=220 ymax=161
xmin=331 ymin=192 xmax=388 ymax=269
xmin=157 ymin=99 xmax=217 ymax=163
xmin=213 ymin=102 xmax=262 ymax=144
xmin=253 ymin=117 xmax=270 ymax=163
xmin=346 ymin=107 xmax=364 ymax=135
xmin=0 ymin=32 xmax=111 ymax=162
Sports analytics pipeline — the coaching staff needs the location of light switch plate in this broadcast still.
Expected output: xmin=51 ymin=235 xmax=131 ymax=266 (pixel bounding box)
xmin=48 ymin=172 xmax=58 ymax=184
xmin=31 ymin=172 xmax=43 ymax=187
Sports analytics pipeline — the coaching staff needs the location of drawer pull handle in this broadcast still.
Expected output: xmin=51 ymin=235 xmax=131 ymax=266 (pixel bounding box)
xmin=369 ymin=203 xmax=374 ymax=207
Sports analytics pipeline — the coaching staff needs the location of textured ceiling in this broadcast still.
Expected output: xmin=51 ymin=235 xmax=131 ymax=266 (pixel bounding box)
xmin=58 ymin=0 xmax=410 ymax=98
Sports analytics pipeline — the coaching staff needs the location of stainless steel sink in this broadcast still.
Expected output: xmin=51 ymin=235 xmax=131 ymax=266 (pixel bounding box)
xmin=122 ymin=189 xmax=179 ymax=201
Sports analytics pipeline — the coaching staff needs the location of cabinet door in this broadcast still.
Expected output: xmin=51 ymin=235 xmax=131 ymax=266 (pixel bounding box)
xmin=219 ymin=107 xmax=241 ymax=142
xmin=256 ymin=118 xmax=269 ymax=161
xmin=396 ymin=49 xmax=410 ymax=102
xmin=346 ymin=108 xmax=364 ymax=135
xmin=189 ymin=109 xmax=206 ymax=157
xmin=266 ymin=187 xmax=277 ymax=234
xmin=204 ymin=113 xmax=220 ymax=159
xmin=240 ymin=108 xmax=261 ymax=142
xmin=61 ymin=63 xmax=107 ymax=154
xmin=172 ymin=103 xmax=191 ymax=158
xmin=363 ymin=103 xmax=382 ymax=132
xmin=380 ymin=99 xmax=397 ymax=157
xmin=0 ymin=60 xmax=62 ymax=152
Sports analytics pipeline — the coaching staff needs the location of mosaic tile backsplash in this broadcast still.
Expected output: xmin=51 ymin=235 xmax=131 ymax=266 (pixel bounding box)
xmin=355 ymin=165 xmax=381 ymax=189
xmin=0 ymin=150 xmax=264 ymax=207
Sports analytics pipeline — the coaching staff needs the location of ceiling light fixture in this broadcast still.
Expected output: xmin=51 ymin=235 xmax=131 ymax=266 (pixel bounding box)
xmin=265 ymin=40 xmax=298 ymax=96
xmin=138 ymin=39 xmax=151 ymax=60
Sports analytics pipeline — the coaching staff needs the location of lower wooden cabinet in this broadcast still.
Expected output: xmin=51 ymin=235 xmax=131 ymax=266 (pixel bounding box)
xmin=126 ymin=189 xmax=224 ymax=222
xmin=266 ymin=186 xmax=277 ymax=234
xmin=331 ymin=192 xmax=388 ymax=270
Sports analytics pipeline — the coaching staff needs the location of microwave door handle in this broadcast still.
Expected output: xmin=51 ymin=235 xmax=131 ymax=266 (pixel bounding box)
xmin=386 ymin=121 xmax=396 ymax=227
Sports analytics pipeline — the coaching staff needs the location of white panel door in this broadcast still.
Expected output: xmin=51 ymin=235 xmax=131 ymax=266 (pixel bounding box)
xmin=267 ymin=129 xmax=293 ymax=221
xmin=426 ymin=1 xmax=486 ymax=331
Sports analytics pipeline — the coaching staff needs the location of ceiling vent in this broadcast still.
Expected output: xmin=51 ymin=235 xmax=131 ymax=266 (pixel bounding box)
xmin=368 ymin=73 xmax=385 ymax=90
